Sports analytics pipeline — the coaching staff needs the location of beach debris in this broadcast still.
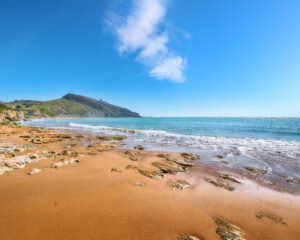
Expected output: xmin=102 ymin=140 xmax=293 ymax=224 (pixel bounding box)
xmin=152 ymin=160 xmax=187 ymax=175
xmin=111 ymin=167 xmax=123 ymax=173
xmin=126 ymin=164 xmax=138 ymax=170
xmin=244 ymin=166 xmax=267 ymax=177
xmin=205 ymin=178 xmax=235 ymax=191
xmin=180 ymin=152 xmax=200 ymax=161
xmin=51 ymin=158 xmax=80 ymax=168
xmin=167 ymin=179 xmax=191 ymax=191
xmin=256 ymin=211 xmax=287 ymax=225
xmin=138 ymin=168 xmax=164 ymax=179
xmin=124 ymin=150 xmax=141 ymax=161
xmin=135 ymin=182 xmax=145 ymax=186
xmin=177 ymin=235 xmax=200 ymax=240
xmin=134 ymin=145 xmax=144 ymax=150
xmin=214 ymin=217 xmax=246 ymax=240
xmin=27 ymin=168 xmax=42 ymax=175
xmin=218 ymin=174 xmax=241 ymax=184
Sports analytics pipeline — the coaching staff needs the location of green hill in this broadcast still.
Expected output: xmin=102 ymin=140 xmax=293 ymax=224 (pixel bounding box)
xmin=6 ymin=94 xmax=140 ymax=118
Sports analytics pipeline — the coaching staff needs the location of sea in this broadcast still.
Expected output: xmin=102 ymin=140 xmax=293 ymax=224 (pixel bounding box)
xmin=21 ymin=117 xmax=300 ymax=180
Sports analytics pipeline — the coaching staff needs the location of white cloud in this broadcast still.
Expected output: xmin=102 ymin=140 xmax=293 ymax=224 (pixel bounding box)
xmin=151 ymin=56 xmax=185 ymax=82
xmin=108 ymin=0 xmax=186 ymax=83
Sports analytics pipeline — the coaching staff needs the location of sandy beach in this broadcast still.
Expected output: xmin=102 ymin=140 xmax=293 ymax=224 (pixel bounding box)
xmin=0 ymin=125 xmax=300 ymax=240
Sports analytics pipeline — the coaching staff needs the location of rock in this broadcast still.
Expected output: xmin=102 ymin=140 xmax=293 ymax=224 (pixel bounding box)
xmin=19 ymin=135 xmax=31 ymax=139
xmin=42 ymin=150 xmax=53 ymax=158
xmin=180 ymin=152 xmax=199 ymax=161
xmin=27 ymin=168 xmax=42 ymax=175
xmin=281 ymin=176 xmax=300 ymax=184
xmin=167 ymin=179 xmax=191 ymax=191
xmin=124 ymin=150 xmax=141 ymax=161
xmin=157 ymin=153 xmax=172 ymax=158
xmin=3 ymin=155 xmax=28 ymax=169
xmin=136 ymin=182 xmax=145 ymax=186
xmin=256 ymin=211 xmax=287 ymax=225
xmin=217 ymin=155 xmax=224 ymax=159
xmin=214 ymin=217 xmax=246 ymax=240
xmin=111 ymin=167 xmax=123 ymax=173
xmin=61 ymin=150 xmax=72 ymax=156
xmin=244 ymin=166 xmax=267 ymax=177
xmin=177 ymin=235 xmax=200 ymax=240
xmin=138 ymin=169 xmax=164 ymax=179
xmin=51 ymin=159 xmax=69 ymax=168
xmin=29 ymin=153 xmax=39 ymax=159
xmin=218 ymin=174 xmax=241 ymax=184
xmin=51 ymin=158 xmax=80 ymax=168
xmin=126 ymin=164 xmax=137 ymax=170
xmin=69 ymin=158 xmax=80 ymax=164
xmin=134 ymin=145 xmax=144 ymax=150
xmin=221 ymin=161 xmax=229 ymax=164
xmin=152 ymin=160 xmax=186 ymax=175
xmin=205 ymin=178 xmax=235 ymax=191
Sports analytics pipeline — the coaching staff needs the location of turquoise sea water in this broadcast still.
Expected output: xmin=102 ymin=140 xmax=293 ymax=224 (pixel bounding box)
xmin=23 ymin=117 xmax=300 ymax=141
xmin=22 ymin=117 xmax=300 ymax=179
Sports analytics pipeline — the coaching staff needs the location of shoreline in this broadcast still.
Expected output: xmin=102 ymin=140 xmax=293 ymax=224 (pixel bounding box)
xmin=0 ymin=124 xmax=300 ymax=239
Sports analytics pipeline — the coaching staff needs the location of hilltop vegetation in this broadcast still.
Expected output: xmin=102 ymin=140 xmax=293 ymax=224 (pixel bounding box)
xmin=6 ymin=94 xmax=140 ymax=118
xmin=0 ymin=102 xmax=12 ymax=112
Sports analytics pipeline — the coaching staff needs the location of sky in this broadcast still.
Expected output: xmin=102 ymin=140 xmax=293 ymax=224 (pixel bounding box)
xmin=0 ymin=0 xmax=300 ymax=117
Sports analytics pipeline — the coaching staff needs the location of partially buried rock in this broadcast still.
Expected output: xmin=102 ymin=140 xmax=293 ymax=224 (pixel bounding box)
xmin=205 ymin=178 xmax=235 ymax=191
xmin=27 ymin=168 xmax=42 ymax=175
xmin=126 ymin=164 xmax=137 ymax=170
xmin=244 ymin=166 xmax=267 ymax=177
xmin=124 ymin=150 xmax=141 ymax=161
xmin=256 ymin=211 xmax=287 ymax=225
xmin=134 ymin=145 xmax=144 ymax=150
xmin=167 ymin=179 xmax=191 ymax=191
xmin=214 ymin=217 xmax=246 ymax=240
xmin=177 ymin=235 xmax=200 ymax=240
xmin=111 ymin=167 xmax=123 ymax=173
xmin=218 ymin=174 xmax=241 ymax=184
xmin=51 ymin=158 xmax=80 ymax=168
xmin=138 ymin=169 xmax=163 ymax=179
xmin=135 ymin=182 xmax=145 ymax=186
xmin=180 ymin=152 xmax=199 ymax=161
xmin=152 ymin=160 xmax=186 ymax=175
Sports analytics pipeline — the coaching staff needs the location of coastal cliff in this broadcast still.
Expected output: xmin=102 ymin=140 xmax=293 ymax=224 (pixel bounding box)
xmin=6 ymin=94 xmax=140 ymax=118
xmin=0 ymin=103 xmax=25 ymax=123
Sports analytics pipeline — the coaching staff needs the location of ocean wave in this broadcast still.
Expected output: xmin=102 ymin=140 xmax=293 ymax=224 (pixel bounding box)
xmin=65 ymin=122 xmax=300 ymax=160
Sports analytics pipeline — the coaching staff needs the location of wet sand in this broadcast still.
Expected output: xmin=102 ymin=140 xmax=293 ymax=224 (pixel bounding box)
xmin=0 ymin=125 xmax=299 ymax=240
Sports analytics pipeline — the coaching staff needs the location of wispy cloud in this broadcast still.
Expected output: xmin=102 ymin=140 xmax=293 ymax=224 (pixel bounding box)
xmin=107 ymin=0 xmax=186 ymax=83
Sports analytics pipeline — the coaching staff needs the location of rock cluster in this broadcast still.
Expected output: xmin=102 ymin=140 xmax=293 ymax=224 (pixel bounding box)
xmin=0 ymin=142 xmax=40 ymax=175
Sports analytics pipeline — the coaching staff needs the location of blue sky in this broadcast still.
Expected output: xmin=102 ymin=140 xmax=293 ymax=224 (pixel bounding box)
xmin=0 ymin=0 xmax=300 ymax=117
